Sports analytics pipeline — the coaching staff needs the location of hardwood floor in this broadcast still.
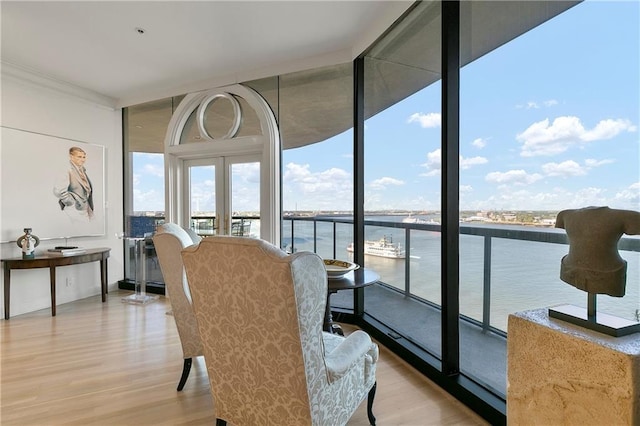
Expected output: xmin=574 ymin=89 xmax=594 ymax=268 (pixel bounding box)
xmin=1 ymin=291 xmax=488 ymax=425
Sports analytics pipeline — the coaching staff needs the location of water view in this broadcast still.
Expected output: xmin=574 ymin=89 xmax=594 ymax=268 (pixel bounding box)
xmin=283 ymin=214 xmax=640 ymax=332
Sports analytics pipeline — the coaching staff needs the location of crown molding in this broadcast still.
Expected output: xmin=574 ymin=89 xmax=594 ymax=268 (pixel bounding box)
xmin=1 ymin=61 xmax=117 ymax=110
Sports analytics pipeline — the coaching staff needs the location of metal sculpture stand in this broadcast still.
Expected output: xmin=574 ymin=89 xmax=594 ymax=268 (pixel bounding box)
xmin=549 ymin=293 xmax=640 ymax=337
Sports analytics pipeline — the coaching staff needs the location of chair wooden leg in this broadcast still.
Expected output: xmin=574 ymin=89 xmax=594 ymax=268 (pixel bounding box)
xmin=177 ymin=358 xmax=192 ymax=391
xmin=216 ymin=419 xmax=227 ymax=426
xmin=367 ymin=381 xmax=377 ymax=425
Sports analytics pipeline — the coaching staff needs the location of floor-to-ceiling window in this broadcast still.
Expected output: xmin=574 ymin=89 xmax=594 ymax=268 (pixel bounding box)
xmin=248 ymin=65 xmax=356 ymax=280
xmin=353 ymin=1 xmax=619 ymax=422
xmin=280 ymin=67 xmax=354 ymax=252
xmin=457 ymin=0 xmax=639 ymax=398
xmin=362 ymin=0 xmax=444 ymax=358
xmin=122 ymin=97 xmax=181 ymax=289
xmin=120 ymin=1 xmax=637 ymax=421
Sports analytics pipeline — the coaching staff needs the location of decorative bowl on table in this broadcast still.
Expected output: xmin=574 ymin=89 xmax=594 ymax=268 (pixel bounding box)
xmin=323 ymin=259 xmax=360 ymax=279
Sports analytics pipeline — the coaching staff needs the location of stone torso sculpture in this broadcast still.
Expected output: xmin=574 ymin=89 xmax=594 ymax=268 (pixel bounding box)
xmin=555 ymin=206 xmax=640 ymax=297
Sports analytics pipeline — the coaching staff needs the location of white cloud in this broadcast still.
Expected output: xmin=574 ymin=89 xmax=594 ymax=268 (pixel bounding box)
xmin=485 ymin=169 xmax=544 ymax=185
xmin=132 ymin=188 xmax=165 ymax=212
xmin=283 ymin=162 xmax=311 ymax=180
xmin=541 ymin=160 xmax=587 ymax=177
xmin=461 ymin=156 xmax=488 ymax=169
xmin=232 ymin=162 xmax=260 ymax=183
xmin=142 ymin=163 xmax=164 ymax=177
xmin=582 ymin=118 xmax=637 ymax=141
xmin=283 ymin=162 xmax=352 ymax=210
xmin=284 ymin=163 xmax=350 ymax=190
xmin=613 ymin=182 xmax=640 ymax=208
xmin=420 ymin=148 xmax=487 ymax=176
xmin=407 ymin=112 xmax=441 ymax=128
xmin=369 ymin=177 xmax=405 ymax=190
xmin=462 ymin=189 xmax=563 ymax=211
xmin=461 ymin=185 xmax=614 ymax=211
xmin=516 ymin=116 xmax=636 ymax=157
xmin=571 ymin=187 xmax=608 ymax=205
xmin=462 ymin=180 xmax=637 ymax=212
xmin=460 ymin=185 xmax=473 ymax=193
xmin=189 ymin=178 xmax=215 ymax=212
xmin=540 ymin=158 xmax=614 ymax=178
xmin=584 ymin=158 xmax=614 ymax=167
xmin=420 ymin=149 xmax=442 ymax=176
xmin=516 ymin=99 xmax=558 ymax=110
xmin=472 ymin=138 xmax=487 ymax=149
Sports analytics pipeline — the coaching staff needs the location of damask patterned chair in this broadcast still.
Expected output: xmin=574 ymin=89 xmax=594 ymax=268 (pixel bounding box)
xmin=182 ymin=236 xmax=378 ymax=426
xmin=152 ymin=223 xmax=202 ymax=391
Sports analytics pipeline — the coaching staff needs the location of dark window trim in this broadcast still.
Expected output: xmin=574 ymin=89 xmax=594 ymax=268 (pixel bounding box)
xmin=353 ymin=57 xmax=365 ymax=316
xmin=350 ymin=1 xmax=507 ymax=424
xmin=441 ymin=0 xmax=461 ymax=377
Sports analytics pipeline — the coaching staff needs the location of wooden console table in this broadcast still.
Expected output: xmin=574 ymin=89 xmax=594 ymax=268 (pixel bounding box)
xmin=2 ymin=248 xmax=110 ymax=320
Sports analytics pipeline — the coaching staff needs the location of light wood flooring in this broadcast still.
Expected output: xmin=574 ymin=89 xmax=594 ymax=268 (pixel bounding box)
xmin=1 ymin=290 xmax=489 ymax=425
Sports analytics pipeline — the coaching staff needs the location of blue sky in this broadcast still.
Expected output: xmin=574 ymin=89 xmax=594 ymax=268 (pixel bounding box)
xmin=134 ymin=1 xmax=639 ymax=214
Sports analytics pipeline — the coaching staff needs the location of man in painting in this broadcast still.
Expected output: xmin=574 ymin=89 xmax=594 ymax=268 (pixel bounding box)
xmin=53 ymin=146 xmax=94 ymax=219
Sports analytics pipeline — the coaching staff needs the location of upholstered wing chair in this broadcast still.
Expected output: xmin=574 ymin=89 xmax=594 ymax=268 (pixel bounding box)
xmin=182 ymin=236 xmax=378 ymax=426
xmin=152 ymin=223 xmax=203 ymax=391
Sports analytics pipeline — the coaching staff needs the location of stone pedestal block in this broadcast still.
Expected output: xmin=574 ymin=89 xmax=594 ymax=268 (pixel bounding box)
xmin=507 ymin=308 xmax=640 ymax=425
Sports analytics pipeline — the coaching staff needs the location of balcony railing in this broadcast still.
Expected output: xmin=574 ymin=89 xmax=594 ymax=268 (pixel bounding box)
xmin=284 ymin=215 xmax=640 ymax=332
xmin=125 ymin=213 xmax=640 ymax=331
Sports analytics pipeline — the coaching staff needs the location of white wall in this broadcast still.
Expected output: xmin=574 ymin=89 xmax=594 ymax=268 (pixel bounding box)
xmin=0 ymin=70 xmax=124 ymax=318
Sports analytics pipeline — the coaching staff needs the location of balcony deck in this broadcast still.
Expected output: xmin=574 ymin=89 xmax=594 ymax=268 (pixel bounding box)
xmin=333 ymin=283 xmax=508 ymax=396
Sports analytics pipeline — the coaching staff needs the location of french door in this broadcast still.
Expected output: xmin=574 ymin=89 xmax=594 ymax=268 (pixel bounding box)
xmin=184 ymin=155 xmax=260 ymax=236
xmin=165 ymin=84 xmax=280 ymax=244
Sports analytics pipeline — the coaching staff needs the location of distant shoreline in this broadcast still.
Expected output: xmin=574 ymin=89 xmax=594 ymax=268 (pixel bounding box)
xmin=130 ymin=209 xmax=562 ymax=228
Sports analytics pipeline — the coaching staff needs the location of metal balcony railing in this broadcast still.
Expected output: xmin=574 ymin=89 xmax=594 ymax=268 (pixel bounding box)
xmin=284 ymin=215 xmax=640 ymax=332
xmin=125 ymin=213 xmax=640 ymax=331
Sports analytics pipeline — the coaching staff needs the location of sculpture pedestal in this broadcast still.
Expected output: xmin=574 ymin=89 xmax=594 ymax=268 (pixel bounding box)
xmin=508 ymin=308 xmax=640 ymax=425
xmin=549 ymin=303 xmax=640 ymax=337
xmin=119 ymin=236 xmax=158 ymax=305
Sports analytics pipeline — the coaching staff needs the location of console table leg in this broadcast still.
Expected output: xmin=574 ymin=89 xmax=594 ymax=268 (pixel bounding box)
xmin=49 ymin=266 xmax=56 ymax=317
xmin=4 ymin=266 xmax=10 ymax=320
xmin=100 ymin=259 xmax=107 ymax=302
xmin=1 ymin=249 xmax=110 ymax=319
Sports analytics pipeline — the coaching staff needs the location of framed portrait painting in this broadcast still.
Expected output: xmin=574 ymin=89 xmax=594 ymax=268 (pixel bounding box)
xmin=1 ymin=126 xmax=106 ymax=242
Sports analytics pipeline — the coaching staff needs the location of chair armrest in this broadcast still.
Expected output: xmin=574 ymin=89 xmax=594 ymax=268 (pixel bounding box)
xmin=324 ymin=330 xmax=376 ymax=382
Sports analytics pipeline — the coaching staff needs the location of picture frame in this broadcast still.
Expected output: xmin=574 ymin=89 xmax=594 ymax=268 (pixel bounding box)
xmin=1 ymin=126 xmax=106 ymax=242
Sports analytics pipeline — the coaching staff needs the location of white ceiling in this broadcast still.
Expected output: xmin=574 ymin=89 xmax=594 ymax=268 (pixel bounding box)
xmin=0 ymin=1 xmax=412 ymax=109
